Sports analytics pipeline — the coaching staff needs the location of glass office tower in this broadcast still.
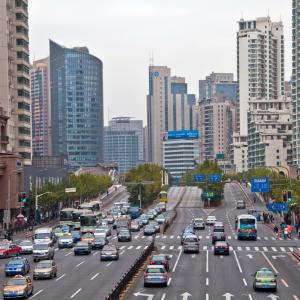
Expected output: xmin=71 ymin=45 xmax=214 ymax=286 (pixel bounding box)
xmin=50 ymin=40 xmax=103 ymax=166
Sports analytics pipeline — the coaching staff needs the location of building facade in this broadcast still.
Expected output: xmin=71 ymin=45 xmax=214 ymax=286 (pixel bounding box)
xmin=30 ymin=58 xmax=51 ymax=157
xmin=0 ymin=0 xmax=31 ymax=163
xmin=163 ymin=130 xmax=199 ymax=178
xmin=231 ymin=133 xmax=248 ymax=173
xmin=50 ymin=40 xmax=103 ymax=167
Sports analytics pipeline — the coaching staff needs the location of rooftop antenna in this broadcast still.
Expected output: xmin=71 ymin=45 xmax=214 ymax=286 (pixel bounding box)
xmin=267 ymin=8 xmax=270 ymax=18
xmin=149 ymin=51 xmax=154 ymax=66
xmin=240 ymin=11 xmax=243 ymax=20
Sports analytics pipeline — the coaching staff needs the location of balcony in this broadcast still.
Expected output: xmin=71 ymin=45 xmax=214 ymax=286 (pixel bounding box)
xmin=0 ymin=136 xmax=9 ymax=144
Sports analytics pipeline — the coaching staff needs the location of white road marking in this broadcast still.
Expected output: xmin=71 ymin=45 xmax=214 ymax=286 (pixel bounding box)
xmin=161 ymin=246 xmax=166 ymax=250
xmin=70 ymin=288 xmax=82 ymax=298
xmin=289 ymin=247 xmax=294 ymax=252
xmin=264 ymin=237 xmax=269 ymax=240
xmin=112 ymin=236 xmax=117 ymax=240
xmin=280 ymin=247 xmax=286 ymax=252
xmin=206 ymin=236 xmax=209 ymax=239
xmin=120 ymin=250 xmax=125 ymax=255
xmin=30 ymin=289 xmax=43 ymax=299
xmin=271 ymin=247 xmax=277 ymax=252
xmin=144 ymin=245 xmax=148 ymax=249
xmin=206 ymin=250 xmax=209 ymax=273
xmin=55 ymin=248 xmax=59 ymax=251
xmin=261 ymin=251 xmax=278 ymax=274
xmin=170 ymin=235 xmax=174 ymax=239
xmin=245 ymin=247 xmax=250 ymax=251
xmin=65 ymin=252 xmax=72 ymax=256
xmin=163 ymin=235 xmax=167 ymax=239
xmin=56 ymin=274 xmax=65 ymax=281
xmin=254 ymin=247 xmax=259 ymax=251
xmin=178 ymin=246 xmax=182 ymax=250
xmin=263 ymin=247 xmax=268 ymax=252
xmin=206 ymin=277 xmax=209 ymax=286
xmin=161 ymin=294 xmax=166 ymax=300
xmin=257 ymin=237 xmax=261 ymax=240
xmin=248 ymin=294 xmax=253 ymax=300
xmin=169 ymin=246 xmax=174 ymax=250
xmin=237 ymin=246 xmax=242 ymax=251
xmin=233 ymin=250 xmax=243 ymax=273
xmin=167 ymin=277 xmax=172 ymax=286
xmin=106 ymin=261 xmax=112 ymax=267
xmin=172 ymin=248 xmax=183 ymax=273
xmin=76 ymin=261 xmax=85 ymax=267
xmin=127 ymin=245 xmax=133 ymax=249
xmin=293 ymin=295 xmax=300 ymax=300
xmin=281 ymin=279 xmax=289 ymax=287
xmin=203 ymin=246 xmax=208 ymax=250
xmin=93 ymin=251 xmax=98 ymax=256
xmin=228 ymin=236 xmax=232 ymax=240
xmin=90 ymin=273 xmax=99 ymax=280
xmin=136 ymin=246 xmax=142 ymax=249
xmin=120 ymin=246 xmax=126 ymax=250
xmin=243 ymin=278 xmax=247 ymax=286
xmin=177 ymin=235 xmax=180 ymax=239
xmin=206 ymin=293 xmax=209 ymax=300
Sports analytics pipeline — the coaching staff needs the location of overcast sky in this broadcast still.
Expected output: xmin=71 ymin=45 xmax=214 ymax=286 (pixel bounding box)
xmin=29 ymin=0 xmax=291 ymax=125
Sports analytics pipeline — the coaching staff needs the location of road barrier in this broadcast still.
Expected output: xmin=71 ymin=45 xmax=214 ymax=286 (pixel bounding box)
xmin=292 ymin=249 xmax=300 ymax=261
xmin=105 ymin=240 xmax=154 ymax=300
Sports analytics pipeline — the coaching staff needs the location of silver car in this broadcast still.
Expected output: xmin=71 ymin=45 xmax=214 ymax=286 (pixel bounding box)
xmin=144 ymin=265 xmax=168 ymax=287
xmin=32 ymin=243 xmax=54 ymax=262
xmin=19 ymin=240 xmax=33 ymax=254
xmin=183 ymin=235 xmax=199 ymax=253
xmin=58 ymin=234 xmax=73 ymax=248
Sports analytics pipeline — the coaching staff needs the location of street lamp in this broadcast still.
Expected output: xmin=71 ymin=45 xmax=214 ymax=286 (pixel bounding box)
xmin=35 ymin=192 xmax=52 ymax=223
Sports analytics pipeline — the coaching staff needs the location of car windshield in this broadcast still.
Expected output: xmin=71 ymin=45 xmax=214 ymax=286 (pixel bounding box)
xmin=60 ymin=236 xmax=71 ymax=240
xmin=71 ymin=231 xmax=80 ymax=236
xmin=20 ymin=241 xmax=32 ymax=246
xmin=7 ymin=279 xmax=26 ymax=286
xmin=257 ymin=271 xmax=274 ymax=278
xmin=185 ymin=237 xmax=198 ymax=242
xmin=194 ymin=218 xmax=203 ymax=222
xmin=240 ymin=219 xmax=255 ymax=225
xmin=146 ymin=267 xmax=164 ymax=273
xmin=152 ymin=255 xmax=165 ymax=260
xmin=35 ymin=233 xmax=50 ymax=239
xmin=76 ymin=242 xmax=88 ymax=247
xmin=33 ymin=244 xmax=48 ymax=250
xmin=103 ymin=246 xmax=115 ymax=251
xmin=8 ymin=260 xmax=24 ymax=266
xmin=53 ymin=228 xmax=62 ymax=233
xmin=36 ymin=261 xmax=52 ymax=268
xmin=214 ymin=228 xmax=224 ymax=232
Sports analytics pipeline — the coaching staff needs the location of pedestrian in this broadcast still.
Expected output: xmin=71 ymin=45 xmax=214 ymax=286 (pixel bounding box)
xmin=273 ymin=225 xmax=279 ymax=239
xmin=284 ymin=227 xmax=288 ymax=239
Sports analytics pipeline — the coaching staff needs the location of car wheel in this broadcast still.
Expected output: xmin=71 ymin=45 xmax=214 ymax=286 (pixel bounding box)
xmin=55 ymin=272 xmax=57 ymax=277
xmin=30 ymin=288 xmax=34 ymax=295
xmin=144 ymin=283 xmax=148 ymax=287
xmin=164 ymin=282 xmax=168 ymax=287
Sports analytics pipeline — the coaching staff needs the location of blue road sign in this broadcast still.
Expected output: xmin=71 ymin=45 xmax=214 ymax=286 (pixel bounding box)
xmin=208 ymin=174 xmax=221 ymax=183
xmin=194 ymin=174 xmax=205 ymax=182
xmin=267 ymin=202 xmax=288 ymax=212
xmin=251 ymin=177 xmax=270 ymax=193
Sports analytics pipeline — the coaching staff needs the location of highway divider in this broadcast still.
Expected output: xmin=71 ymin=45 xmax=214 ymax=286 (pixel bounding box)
xmin=105 ymin=240 xmax=154 ymax=300
xmin=292 ymin=248 xmax=300 ymax=261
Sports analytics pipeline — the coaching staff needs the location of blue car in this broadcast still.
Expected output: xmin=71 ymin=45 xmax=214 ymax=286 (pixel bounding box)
xmin=5 ymin=257 xmax=30 ymax=276
xmin=71 ymin=231 xmax=81 ymax=243
xmin=61 ymin=225 xmax=70 ymax=233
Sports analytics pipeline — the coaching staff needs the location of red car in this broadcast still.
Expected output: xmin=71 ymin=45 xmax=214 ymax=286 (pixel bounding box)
xmin=0 ymin=241 xmax=21 ymax=258
xmin=150 ymin=254 xmax=171 ymax=271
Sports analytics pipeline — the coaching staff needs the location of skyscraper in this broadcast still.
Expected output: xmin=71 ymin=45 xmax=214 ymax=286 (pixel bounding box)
xmin=0 ymin=0 xmax=31 ymax=163
xmin=50 ymin=40 xmax=103 ymax=167
xmin=30 ymin=58 xmax=51 ymax=157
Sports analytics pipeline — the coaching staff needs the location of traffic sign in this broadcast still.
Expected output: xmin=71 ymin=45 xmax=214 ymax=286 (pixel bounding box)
xmin=65 ymin=187 xmax=76 ymax=193
xmin=194 ymin=174 xmax=205 ymax=182
xmin=251 ymin=177 xmax=270 ymax=193
xmin=267 ymin=202 xmax=288 ymax=212
xmin=208 ymin=174 xmax=221 ymax=183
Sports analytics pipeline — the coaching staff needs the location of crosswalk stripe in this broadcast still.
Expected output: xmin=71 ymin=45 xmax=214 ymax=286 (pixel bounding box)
xmin=254 ymin=247 xmax=259 ymax=251
xmin=280 ymin=247 xmax=286 ymax=252
xmin=199 ymin=236 xmax=202 ymax=239
xmin=264 ymin=237 xmax=269 ymax=240
xmin=289 ymin=247 xmax=294 ymax=252
xmin=203 ymin=246 xmax=208 ymax=250
xmin=170 ymin=235 xmax=174 ymax=239
xmin=112 ymin=236 xmax=117 ymax=240
xmin=161 ymin=246 xmax=166 ymax=250
xmin=257 ymin=237 xmax=261 ymax=240
xmin=263 ymin=247 xmax=268 ymax=252
xmin=141 ymin=236 xmax=145 ymax=239
xmin=271 ymin=237 xmax=275 ymax=240
xmin=237 ymin=246 xmax=242 ymax=251
xmin=178 ymin=246 xmax=182 ymax=250
xmin=120 ymin=246 xmax=125 ymax=250
xmin=206 ymin=236 xmax=209 ymax=239
xmin=271 ymin=247 xmax=277 ymax=252
xmin=156 ymin=235 xmax=160 ymax=238
xmin=136 ymin=246 xmax=142 ymax=249
xmin=170 ymin=246 xmax=174 ymax=250
xmin=128 ymin=246 xmax=133 ymax=250
xmin=229 ymin=246 xmax=233 ymax=251
xmin=163 ymin=236 xmax=167 ymax=239
xmin=144 ymin=245 xmax=148 ymax=249
xmin=228 ymin=236 xmax=232 ymax=240
xmin=177 ymin=236 xmax=180 ymax=239
xmin=246 ymin=247 xmax=250 ymax=251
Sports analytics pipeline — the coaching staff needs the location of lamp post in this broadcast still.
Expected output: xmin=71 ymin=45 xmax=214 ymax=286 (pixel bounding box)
xmin=125 ymin=181 xmax=154 ymax=209
xmin=35 ymin=192 xmax=52 ymax=224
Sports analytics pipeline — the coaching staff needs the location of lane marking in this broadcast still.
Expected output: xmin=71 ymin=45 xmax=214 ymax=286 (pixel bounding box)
xmin=206 ymin=293 xmax=209 ymax=300
xmin=281 ymin=279 xmax=289 ymax=287
xmin=70 ymin=288 xmax=82 ymax=299
xmin=120 ymin=246 xmax=125 ymax=250
xmin=263 ymin=247 xmax=268 ymax=252
xmin=161 ymin=246 xmax=166 ymax=250
xmin=170 ymin=246 xmax=174 ymax=250
xmin=280 ymin=247 xmax=286 ymax=252
xmin=161 ymin=294 xmax=166 ymax=300
xmin=206 ymin=250 xmax=209 ymax=273
xmin=30 ymin=289 xmax=43 ymax=299
xmin=261 ymin=251 xmax=278 ymax=274
xmin=206 ymin=277 xmax=209 ymax=286
xmin=93 ymin=251 xmax=98 ymax=256
xmin=271 ymin=247 xmax=277 ymax=252
xmin=90 ymin=273 xmax=99 ymax=280
xmin=254 ymin=247 xmax=259 ymax=251
xmin=248 ymin=294 xmax=253 ymax=300
xmin=106 ymin=261 xmax=113 ymax=267
xmin=56 ymin=274 xmax=65 ymax=281
xmin=167 ymin=277 xmax=172 ymax=286
xmin=243 ymin=278 xmax=247 ymax=286
xmin=293 ymin=296 xmax=299 ymax=300
xmin=65 ymin=252 xmax=72 ymax=256
xmin=127 ymin=245 xmax=133 ymax=250
xmin=172 ymin=248 xmax=183 ymax=273
xmin=120 ymin=250 xmax=125 ymax=255
xmin=233 ymin=250 xmax=243 ymax=273
xmin=76 ymin=261 xmax=85 ymax=268
xmin=136 ymin=246 xmax=142 ymax=249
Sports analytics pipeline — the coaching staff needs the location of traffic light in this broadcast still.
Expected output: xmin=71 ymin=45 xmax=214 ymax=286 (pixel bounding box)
xmin=287 ymin=191 xmax=292 ymax=202
xmin=282 ymin=190 xmax=287 ymax=202
xmin=18 ymin=192 xmax=27 ymax=203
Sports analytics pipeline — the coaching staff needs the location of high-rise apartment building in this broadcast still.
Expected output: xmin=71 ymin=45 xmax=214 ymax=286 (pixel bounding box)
xmin=0 ymin=0 xmax=31 ymax=163
xmin=199 ymin=72 xmax=237 ymax=103
xmin=147 ymin=66 xmax=197 ymax=165
xmin=292 ymin=1 xmax=300 ymax=165
xmin=50 ymin=40 xmax=103 ymax=167
xmin=237 ymin=17 xmax=285 ymax=136
xmin=30 ymin=58 xmax=51 ymax=157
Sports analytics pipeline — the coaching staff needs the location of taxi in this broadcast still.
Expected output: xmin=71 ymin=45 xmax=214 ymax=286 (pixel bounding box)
xmin=0 ymin=242 xmax=21 ymax=258
xmin=81 ymin=233 xmax=95 ymax=245
xmin=3 ymin=275 xmax=33 ymax=299
xmin=253 ymin=267 xmax=277 ymax=291
xmin=5 ymin=257 xmax=30 ymax=276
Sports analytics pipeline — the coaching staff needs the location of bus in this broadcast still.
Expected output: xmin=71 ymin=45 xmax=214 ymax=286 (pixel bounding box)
xmin=80 ymin=212 xmax=101 ymax=233
xmin=237 ymin=214 xmax=257 ymax=240
xmin=159 ymin=191 xmax=168 ymax=203
xmin=59 ymin=208 xmax=75 ymax=226
xmin=79 ymin=200 xmax=100 ymax=212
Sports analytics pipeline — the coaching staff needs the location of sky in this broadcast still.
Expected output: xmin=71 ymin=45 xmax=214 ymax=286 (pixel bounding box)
xmin=29 ymin=0 xmax=291 ymax=125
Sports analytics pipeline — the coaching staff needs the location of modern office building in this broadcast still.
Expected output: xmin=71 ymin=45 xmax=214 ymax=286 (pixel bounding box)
xmin=231 ymin=133 xmax=248 ymax=172
xmin=199 ymin=72 xmax=237 ymax=103
xmin=292 ymin=1 xmax=300 ymax=165
xmin=31 ymin=58 xmax=51 ymax=157
xmin=0 ymin=0 xmax=31 ymax=163
xmin=163 ymin=130 xmax=200 ymax=178
xmin=147 ymin=66 xmax=197 ymax=165
xmin=248 ymin=97 xmax=292 ymax=168
xmin=50 ymin=40 xmax=103 ymax=167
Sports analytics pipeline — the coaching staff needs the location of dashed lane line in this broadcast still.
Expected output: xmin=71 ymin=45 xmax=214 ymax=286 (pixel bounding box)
xmin=281 ymin=279 xmax=289 ymax=288
xmin=70 ymin=288 xmax=82 ymax=299
xmin=90 ymin=273 xmax=99 ymax=280
xmin=29 ymin=289 xmax=43 ymax=299
xmin=233 ymin=250 xmax=243 ymax=273
xmin=75 ymin=261 xmax=85 ymax=268
xmin=56 ymin=274 xmax=65 ymax=281
xmin=261 ymin=251 xmax=278 ymax=274
xmin=243 ymin=278 xmax=247 ymax=286
xmin=172 ymin=248 xmax=183 ymax=273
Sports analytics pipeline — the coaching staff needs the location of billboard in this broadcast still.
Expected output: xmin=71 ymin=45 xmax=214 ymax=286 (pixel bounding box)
xmin=163 ymin=130 xmax=199 ymax=141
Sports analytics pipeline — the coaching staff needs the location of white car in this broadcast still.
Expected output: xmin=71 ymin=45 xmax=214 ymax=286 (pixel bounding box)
xmin=19 ymin=240 xmax=34 ymax=254
xmin=206 ymin=216 xmax=217 ymax=225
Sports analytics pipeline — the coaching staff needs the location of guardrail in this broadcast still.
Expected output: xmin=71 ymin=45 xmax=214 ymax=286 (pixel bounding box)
xmin=105 ymin=239 xmax=154 ymax=300
xmin=292 ymin=249 xmax=300 ymax=261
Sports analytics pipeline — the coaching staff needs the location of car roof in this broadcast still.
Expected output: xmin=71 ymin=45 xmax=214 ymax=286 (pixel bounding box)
xmin=146 ymin=264 xmax=165 ymax=268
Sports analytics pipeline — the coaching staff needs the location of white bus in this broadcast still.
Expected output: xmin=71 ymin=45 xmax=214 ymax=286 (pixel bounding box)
xmin=237 ymin=214 xmax=257 ymax=240
xmin=79 ymin=200 xmax=100 ymax=212
xmin=59 ymin=208 xmax=75 ymax=226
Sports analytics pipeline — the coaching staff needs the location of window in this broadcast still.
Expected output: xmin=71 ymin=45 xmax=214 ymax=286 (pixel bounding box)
xmin=18 ymin=114 xmax=30 ymax=123
xmin=18 ymin=102 xmax=30 ymax=111
xmin=17 ymin=89 xmax=30 ymax=99
xmin=19 ymin=140 xmax=31 ymax=147
xmin=18 ymin=127 xmax=30 ymax=135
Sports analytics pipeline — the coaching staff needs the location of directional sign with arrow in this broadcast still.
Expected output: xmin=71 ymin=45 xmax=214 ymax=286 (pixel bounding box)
xmin=222 ymin=293 xmax=234 ymax=299
xmin=267 ymin=294 xmax=279 ymax=300
xmin=271 ymin=255 xmax=285 ymax=260
xmin=246 ymin=254 xmax=253 ymax=259
xmin=134 ymin=292 xmax=154 ymax=300
xmin=181 ymin=292 xmax=192 ymax=300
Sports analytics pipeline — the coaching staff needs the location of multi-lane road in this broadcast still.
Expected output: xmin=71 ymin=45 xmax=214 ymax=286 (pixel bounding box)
xmin=127 ymin=183 xmax=300 ymax=300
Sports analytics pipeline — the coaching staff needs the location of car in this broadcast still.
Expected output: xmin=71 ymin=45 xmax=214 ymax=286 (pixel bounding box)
xmin=150 ymin=254 xmax=171 ymax=271
xmin=206 ymin=216 xmax=217 ymax=225
xmin=144 ymin=225 xmax=156 ymax=236
xmin=181 ymin=232 xmax=194 ymax=244
xmin=149 ymin=209 xmax=158 ymax=217
xmin=129 ymin=220 xmax=140 ymax=232
xmin=53 ymin=227 xmax=64 ymax=239
xmin=81 ymin=233 xmax=95 ymax=245
xmin=183 ymin=235 xmax=199 ymax=253
xmin=71 ymin=231 xmax=81 ymax=243
xmin=118 ymin=230 xmax=132 ymax=242
xmin=74 ymin=242 xmax=91 ymax=255
xmin=0 ymin=242 xmax=21 ymax=259
xmin=3 ymin=275 xmax=33 ymax=299
xmin=214 ymin=241 xmax=230 ymax=255
xmin=60 ymin=225 xmax=70 ymax=233
xmin=253 ymin=267 xmax=277 ymax=291
xmin=149 ymin=221 xmax=160 ymax=233
xmin=155 ymin=214 xmax=166 ymax=224
xmin=184 ymin=224 xmax=195 ymax=234
xmin=135 ymin=218 xmax=145 ymax=227
xmin=5 ymin=257 xmax=30 ymax=276
xmin=144 ymin=265 xmax=168 ymax=287
xmin=193 ymin=217 xmax=205 ymax=230
xmin=32 ymin=243 xmax=54 ymax=262
xmin=146 ymin=212 xmax=155 ymax=220
xmin=58 ymin=234 xmax=74 ymax=248
xmin=213 ymin=222 xmax=225 ymax=233
xmin=18 ymin=240 xmax=33 ymax=255
xmin=100 ymin=245 xmax=119 ymax=261
xmin=212 ymin=231 xmax=226 ymax=244
xmin=94 ymin=228 xmax=107 ymax=238
xmin=139 ymin=214 xmax=149 ymax=225
xmin=92 ymin=237 xmax=108 ymax=250
xmin=236 ymin=200 xmax=246 ymax=209
xmin=106 ymin=215 xmax=115 ymax=224
xmin=33 ymin=260 xmax=57 ymax=280
xmin=156 ymin=203 xmax=166 ymax=213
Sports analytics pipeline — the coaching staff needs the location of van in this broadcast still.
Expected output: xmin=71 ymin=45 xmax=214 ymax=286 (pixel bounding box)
xmin=236 ymin=200 xmax=246 ymax=209
xmin=33 ymin=228 xmax=54 ymax=245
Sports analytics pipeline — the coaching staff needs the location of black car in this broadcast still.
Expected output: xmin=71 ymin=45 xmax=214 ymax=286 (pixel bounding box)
xmin=214 ymin=241 xmax=230 ymax=255
xmin=71 ymin=231 xmax=81 ymax=243
xmin=118 ymin=230 xmax=132 ymax=242
xmin=74 ymin=242 xmax=91 ymax=255
xmin=93 ymin=237 xmax=108 ymax=250
xmin=212 ymin=232 xmax=226 ymax=244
